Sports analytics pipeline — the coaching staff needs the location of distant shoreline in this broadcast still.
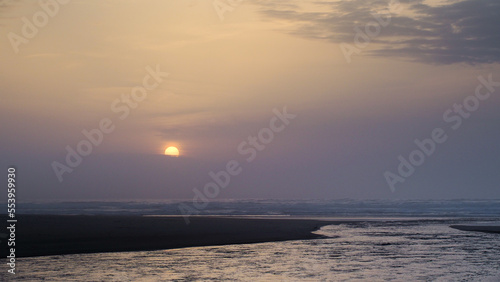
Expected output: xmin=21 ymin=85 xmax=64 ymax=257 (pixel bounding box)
xmin=1 ymin=215 xmax=341 ymax=258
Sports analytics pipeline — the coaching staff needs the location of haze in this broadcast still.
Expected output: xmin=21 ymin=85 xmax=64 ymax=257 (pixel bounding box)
xmin=1 ymin=0 xmax=499 ymax=201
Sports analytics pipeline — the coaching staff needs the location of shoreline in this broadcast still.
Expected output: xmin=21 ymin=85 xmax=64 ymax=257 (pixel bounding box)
xmin=1 ymin=215 xmax=340 ymax=258
xmin=3 ymin=215 xmax=498 ymax=258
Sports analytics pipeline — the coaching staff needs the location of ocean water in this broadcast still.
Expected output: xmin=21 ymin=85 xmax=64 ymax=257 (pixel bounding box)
xmin=15 ymin=199 xmax=500 ymax=218
xmin=5 ymin=200 xmax=500 ymax=281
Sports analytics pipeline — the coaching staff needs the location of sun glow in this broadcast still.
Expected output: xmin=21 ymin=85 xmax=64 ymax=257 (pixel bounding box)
xmin=164 ymin=146 xmax=180 ymax=157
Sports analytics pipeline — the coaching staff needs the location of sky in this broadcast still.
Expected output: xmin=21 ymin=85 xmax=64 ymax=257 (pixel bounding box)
xmin=1 ymin=0 xmax=499 ymax=201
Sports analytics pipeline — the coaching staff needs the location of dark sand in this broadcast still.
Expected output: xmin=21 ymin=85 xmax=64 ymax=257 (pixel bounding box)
xmin=1 ymin=215 xmax=337 ymax=258
xmin=450 ymin=224 xmax=500 ymax=234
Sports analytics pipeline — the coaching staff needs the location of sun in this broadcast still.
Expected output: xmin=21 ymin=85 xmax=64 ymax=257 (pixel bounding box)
xmin=164 ymin=146 xmax=180 ymax=157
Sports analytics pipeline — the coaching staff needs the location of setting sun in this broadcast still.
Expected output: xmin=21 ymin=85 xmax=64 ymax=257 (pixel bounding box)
xmin=164 ymin=146 xmax=180 ymax=157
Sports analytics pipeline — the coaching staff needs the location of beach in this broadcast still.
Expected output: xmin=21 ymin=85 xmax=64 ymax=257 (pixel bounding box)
xmin=2 ymin=200 xmax=500 ymax=280
xmin=1 ymin=215 xmax=335 ymax=258
xmin=450 ymin=224 xmax=500 ymax=234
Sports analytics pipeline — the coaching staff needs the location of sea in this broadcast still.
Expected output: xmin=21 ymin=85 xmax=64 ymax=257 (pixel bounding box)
xmin=5 ymin=199 xmax=500 ymax=281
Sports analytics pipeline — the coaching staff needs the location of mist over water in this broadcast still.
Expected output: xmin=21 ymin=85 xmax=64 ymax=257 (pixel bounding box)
xmin=15 ymin=199 xmax=500 ymax=217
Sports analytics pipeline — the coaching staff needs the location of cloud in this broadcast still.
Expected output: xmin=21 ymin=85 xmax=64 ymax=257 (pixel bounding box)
xmin=254 ymin=0 xmax=500 ymax=64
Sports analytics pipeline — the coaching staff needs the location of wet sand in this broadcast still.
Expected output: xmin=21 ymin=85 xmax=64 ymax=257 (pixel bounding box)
xmin=450 ymin=224 xmax=500 ymax=234
xmin=1 ymin=215 xmax=338 ymax=258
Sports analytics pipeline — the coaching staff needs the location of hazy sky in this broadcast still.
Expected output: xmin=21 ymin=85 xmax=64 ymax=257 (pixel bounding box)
xmin=1 ymin=0 xmax=499 ymax=201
